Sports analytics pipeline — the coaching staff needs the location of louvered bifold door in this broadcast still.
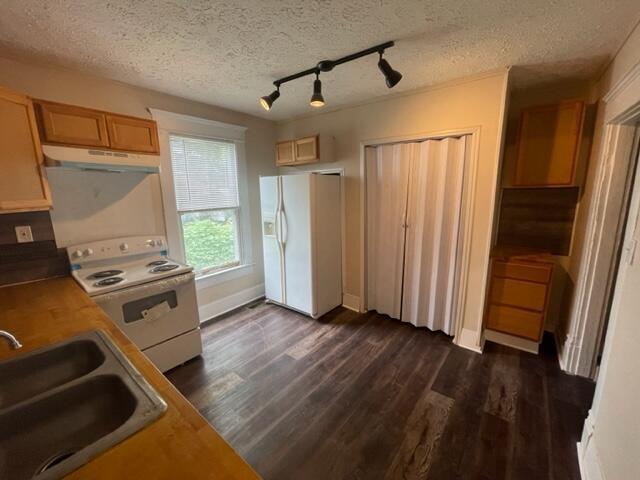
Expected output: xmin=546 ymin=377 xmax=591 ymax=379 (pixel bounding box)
xmin=401 ymin=136 xmax=467 ymax=334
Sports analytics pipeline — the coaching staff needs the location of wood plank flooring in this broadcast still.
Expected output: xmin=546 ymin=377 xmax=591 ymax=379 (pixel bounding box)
xmin=166 ymin=303 xmax=594 ymax=480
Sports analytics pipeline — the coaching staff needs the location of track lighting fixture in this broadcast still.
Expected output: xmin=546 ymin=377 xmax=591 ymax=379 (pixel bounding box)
xmin=378 ymin=53 xmax=403 ymax=88
xmin=309 ymin=73 xmax=325 ymax=108
xmin=260 ymin=88 xmax=280 ymax=111
xmin=259 ymin=40 xmax=401 ymax=111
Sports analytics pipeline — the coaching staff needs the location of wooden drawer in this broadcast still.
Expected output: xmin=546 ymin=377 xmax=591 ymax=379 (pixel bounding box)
xmin=490 ymin=277 xmax=547 ymax=311
xmin=486 ymin=304 xmax=543 ymax=341
xmin=493 ymin=261 xmax=552 ymax=284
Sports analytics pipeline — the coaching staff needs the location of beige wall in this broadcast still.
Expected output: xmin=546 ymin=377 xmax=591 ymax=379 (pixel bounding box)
xmin=277 ymin=71 xmax=509 ymax=339
xmin=572 ymin=19 xmax=640 ymax=480
xmin=0 ymin=56 xmax=277 ymax=310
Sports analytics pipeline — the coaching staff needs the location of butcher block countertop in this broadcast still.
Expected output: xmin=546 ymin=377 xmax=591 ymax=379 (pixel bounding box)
xmin=0 ymin=276 xmax=259 ymax=480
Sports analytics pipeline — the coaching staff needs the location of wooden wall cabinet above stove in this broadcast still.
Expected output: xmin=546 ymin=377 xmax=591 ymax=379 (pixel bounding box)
xmin=34 ymin=100 xmax=160 ymax=155
xmin=0 ymin=86 xmax=52 ymax=213
xmin=276 ymin=134 xmax=334 ymax=166
xmin=513 ymin=100 xmax=584 ymax=186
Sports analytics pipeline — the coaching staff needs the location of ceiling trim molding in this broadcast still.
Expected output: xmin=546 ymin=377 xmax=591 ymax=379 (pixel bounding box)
xmin=602 ymin=59 xmax=640 ymax=104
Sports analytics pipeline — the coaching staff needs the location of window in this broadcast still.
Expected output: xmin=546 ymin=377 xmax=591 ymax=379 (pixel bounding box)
xmin=169 ymin=135 xmax=242 ymax=275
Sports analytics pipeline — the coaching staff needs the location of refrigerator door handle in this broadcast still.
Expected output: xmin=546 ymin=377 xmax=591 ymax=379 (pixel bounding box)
xmin=274 ymin=207 xmax=282 ymax=245
xmin=280 ymin=209 xmax=288 ymax=245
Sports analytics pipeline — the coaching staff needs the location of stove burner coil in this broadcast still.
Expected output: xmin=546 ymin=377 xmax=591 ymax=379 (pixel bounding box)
xmin=150 ymin=264 xmax=179 ymax=273
xmin=88 ymin=270 xmax=124 ymax=279
xmin=146 ymin=260 xmax=169 ymax=267
xmin=94 ymin=277 xmax=125 ymax=287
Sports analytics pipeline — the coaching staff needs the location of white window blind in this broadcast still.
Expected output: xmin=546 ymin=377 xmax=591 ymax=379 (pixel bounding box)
xmin=169 ymin=135 xmax=239 ymax=212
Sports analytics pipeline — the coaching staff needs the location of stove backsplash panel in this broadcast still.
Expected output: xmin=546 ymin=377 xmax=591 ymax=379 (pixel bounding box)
xmin=0 ymin=211 xmax=69 ymax=287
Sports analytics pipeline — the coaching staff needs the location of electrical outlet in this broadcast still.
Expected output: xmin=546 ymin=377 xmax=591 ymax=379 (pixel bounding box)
xmin=15 ymin=225 xmax=34 ymax=243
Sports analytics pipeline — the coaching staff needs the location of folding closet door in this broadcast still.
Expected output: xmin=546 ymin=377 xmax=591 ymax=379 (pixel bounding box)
xmin=365 ymin=144 xmax=411 ymax=319
xmin=401 ymin=137 xmax=466 ymax=334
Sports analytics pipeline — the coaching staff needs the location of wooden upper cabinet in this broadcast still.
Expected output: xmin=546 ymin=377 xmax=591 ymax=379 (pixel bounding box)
xmin=294 ymin=135 xmax=319 ymax=163
xmin=275 ymin=134 xmax=333 ymax=166
xmin=0 ymin=86 xmax=51 ymax=212
xmin=105 ymin=114 xmax=160 ymax=154
xmin=35 ymin=100 xmax=110 ymax=148
xmin=513 ymin=100 xmax=584 ymax=186
xmin=276 ymin=140 xmax=295 ymax=166
xmin=34 ymin=100 xmax=159 ymax=155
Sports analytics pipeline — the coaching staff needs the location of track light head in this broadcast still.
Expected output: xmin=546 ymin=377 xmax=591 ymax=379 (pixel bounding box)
xmin=378 ymin=56 xmax=402 ymax=88
xmin=259 ymin=88 xmax=280 ymax=111
xmin=310 ymin=75 xmax=325 ymax=108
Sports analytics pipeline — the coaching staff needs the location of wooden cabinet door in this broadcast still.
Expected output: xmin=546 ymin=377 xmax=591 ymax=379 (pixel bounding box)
xmin=294 ymin=135 xmax=319 ymax=163
xmin=105 ymin=114 xmax=160 ymax=154
xmin=0 ymin=87 xmax=51 ymax=212
xmin=276 ymin=140 xmax=295 ymax=166
xmin=514 ymin=100 xmax=584 ymax=186
xmin=35 ymin=100 xmax=110 ymax=148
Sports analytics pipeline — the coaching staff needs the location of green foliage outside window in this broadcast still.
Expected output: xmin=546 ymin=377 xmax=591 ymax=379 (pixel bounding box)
xmin=181 ymin=209 xmax=239 ymax=272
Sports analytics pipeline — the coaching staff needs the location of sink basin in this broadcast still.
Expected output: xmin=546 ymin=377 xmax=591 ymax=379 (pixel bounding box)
xmin=0 ymin=330 xmax=167 ymax=480
xmin=0 ymin=339 xmax=105 ymax=409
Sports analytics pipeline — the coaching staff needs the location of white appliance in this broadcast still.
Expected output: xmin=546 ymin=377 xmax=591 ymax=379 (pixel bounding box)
xmin=67 ymin=235 xmax=202 ymax=372
xmin=43 ymin=144 xmax=160 ymax=173
xmin=260 ymin=173 xmax=342 ymax=318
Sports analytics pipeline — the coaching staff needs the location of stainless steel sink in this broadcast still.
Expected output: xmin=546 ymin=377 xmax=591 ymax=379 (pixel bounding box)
xmin=0 ymin=330 xmax=167 ymax=480
xmin=0 ymin=338 xmax=105 ymax=409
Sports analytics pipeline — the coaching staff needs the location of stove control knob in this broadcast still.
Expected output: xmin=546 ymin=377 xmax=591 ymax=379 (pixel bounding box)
xmin=83 ymin=248 xmax=94 ymax=257
xmin=156 ymin=239 xmax=163 ymax=247
xmin=72 ymin=249 xmax=83 ymax=259
xmin=120 ymin=243 xmax=129 ymax=252
xmin=146 ymin=239 xmax=156 ymax=247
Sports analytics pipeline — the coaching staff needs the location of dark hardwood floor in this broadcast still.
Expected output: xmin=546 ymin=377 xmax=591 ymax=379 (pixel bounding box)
xmin=166 ymin=302 xmax=595 ymax=480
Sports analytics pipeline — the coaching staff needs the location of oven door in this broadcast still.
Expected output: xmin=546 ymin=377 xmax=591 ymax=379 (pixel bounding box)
xmin=93 ymin=272 xmax=199 ymax=351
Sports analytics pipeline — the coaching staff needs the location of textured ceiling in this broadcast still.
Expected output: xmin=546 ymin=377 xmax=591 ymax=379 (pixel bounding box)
xmin=0 ymin=1 xmax=638 ymax=120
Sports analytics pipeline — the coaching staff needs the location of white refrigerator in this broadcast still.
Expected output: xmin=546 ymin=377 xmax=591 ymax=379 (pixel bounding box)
xmin=260 ymin=173 xmax=342 ymax=318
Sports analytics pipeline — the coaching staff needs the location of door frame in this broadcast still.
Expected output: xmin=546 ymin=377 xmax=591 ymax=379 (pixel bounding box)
xmin=559 ymin=60 xmax=640 ymax=378
xmin=359 ymin=127 xmax=481 ymax=347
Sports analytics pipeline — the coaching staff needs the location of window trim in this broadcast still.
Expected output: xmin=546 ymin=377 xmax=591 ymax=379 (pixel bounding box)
xmin=150 ymin=109 xmax=253 ymax=288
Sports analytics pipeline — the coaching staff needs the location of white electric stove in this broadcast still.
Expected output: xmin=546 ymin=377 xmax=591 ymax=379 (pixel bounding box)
xmin=67 ymin=235 xmax=202 ymax=372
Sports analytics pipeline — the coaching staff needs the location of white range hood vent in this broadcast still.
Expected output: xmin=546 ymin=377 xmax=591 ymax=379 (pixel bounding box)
xmin=43 ymin=145 xmax=160 ymax=173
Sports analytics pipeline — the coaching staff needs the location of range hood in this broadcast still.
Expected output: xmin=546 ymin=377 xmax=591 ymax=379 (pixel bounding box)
xmin=43 ymin=145 xmax=160 ymax=173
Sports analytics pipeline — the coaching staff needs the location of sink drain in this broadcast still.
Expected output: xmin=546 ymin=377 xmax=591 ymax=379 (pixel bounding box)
xmin=37 ymin=449 xmax=78 ymax=474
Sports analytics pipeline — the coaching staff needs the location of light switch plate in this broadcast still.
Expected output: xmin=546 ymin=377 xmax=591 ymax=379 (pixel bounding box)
xmin=15 ymin=225 xmax=34 ymax=243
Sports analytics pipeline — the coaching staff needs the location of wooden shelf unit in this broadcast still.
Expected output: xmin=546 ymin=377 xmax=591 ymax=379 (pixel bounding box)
xmin=485 ymin=256 xmax=554 ymax=343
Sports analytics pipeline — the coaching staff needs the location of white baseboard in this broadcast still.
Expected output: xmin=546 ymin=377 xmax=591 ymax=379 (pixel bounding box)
xmin=484 ymin=329 xmax=539 ymax=354
xmin=342 ymin=293 xmax=361 ymax=312
xmin=198 ymin=283 xmax=265 ymax=323
xmin=454 ymin=327 xmax=483 ymax=354
xmin=578 ymin=412 xmax=605 ymax=480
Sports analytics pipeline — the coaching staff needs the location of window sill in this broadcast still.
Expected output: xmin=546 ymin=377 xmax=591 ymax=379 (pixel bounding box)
xmin=195 ymin=263 xmax=255 ymax=290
